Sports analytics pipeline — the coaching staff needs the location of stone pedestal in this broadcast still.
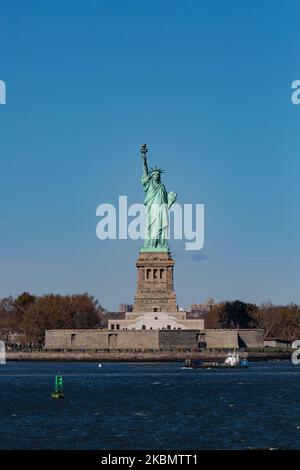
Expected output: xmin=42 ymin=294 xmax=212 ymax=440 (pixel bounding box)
xmin=133 ymin=252 xmax=178 ymax=312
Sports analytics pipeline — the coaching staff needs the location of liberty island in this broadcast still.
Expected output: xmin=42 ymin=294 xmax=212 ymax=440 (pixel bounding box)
xmin=45 ymin=144 xmax=263 ymax=350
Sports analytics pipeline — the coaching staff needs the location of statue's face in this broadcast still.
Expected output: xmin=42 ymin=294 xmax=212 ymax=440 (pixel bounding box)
xmin=152 ymin=171 xmax=160 ymax=182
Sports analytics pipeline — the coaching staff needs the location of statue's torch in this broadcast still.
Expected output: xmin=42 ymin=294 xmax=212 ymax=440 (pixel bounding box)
xmin=140 ymin=143 xmax=148 ymax=158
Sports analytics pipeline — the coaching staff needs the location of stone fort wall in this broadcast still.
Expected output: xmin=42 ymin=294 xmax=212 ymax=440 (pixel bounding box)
xmin=204 ymin=329 xmax=238 ymax=349
xmin=237 ymin=329 xmax=264 ymax=348
xmin=159 ymin=330 xmax=199 ymax=350
xmin=45 ymin=328 xmax=264 ymax=351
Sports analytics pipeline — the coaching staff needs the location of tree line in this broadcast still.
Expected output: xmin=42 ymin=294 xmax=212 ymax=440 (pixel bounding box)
xmin=0 ymin=293 xmax=299 ymax=347
xmin=205 ymin=300 xmax=300 ymax=340
xmin=0 ymin=292 xmax=107 ymax=348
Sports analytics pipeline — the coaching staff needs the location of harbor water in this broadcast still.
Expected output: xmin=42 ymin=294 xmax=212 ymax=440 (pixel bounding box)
xmin=0 ymin=361 xmax=299 ymax=449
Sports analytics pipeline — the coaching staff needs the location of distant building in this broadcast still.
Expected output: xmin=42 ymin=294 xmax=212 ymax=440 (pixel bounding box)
xmin=264 ymin=339 xmax=291 ymax=349
xmin=118 ymin=303 xmax=133 ymax=313
xmin=190 ymin=298 xmax=214 ymax=314
xmin=108 ymin=311 xmax=204 ymax=331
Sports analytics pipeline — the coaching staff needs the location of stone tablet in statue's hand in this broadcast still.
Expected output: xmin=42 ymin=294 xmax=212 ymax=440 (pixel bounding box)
xmin=168 ymin=191 xmax=177 ymax=208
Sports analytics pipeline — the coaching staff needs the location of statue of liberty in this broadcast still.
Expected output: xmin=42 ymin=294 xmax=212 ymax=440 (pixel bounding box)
xmin=140 ymin=144 xmax=177 ymax=252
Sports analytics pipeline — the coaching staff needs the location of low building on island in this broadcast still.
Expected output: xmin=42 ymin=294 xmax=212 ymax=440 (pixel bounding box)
xmin=264 ymin=338 xmax=291 ymax=349
xmin=44 ymin=328 xmax=264 ymax=352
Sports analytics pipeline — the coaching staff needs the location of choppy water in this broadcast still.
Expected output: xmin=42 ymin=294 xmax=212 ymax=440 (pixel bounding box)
xmin=0 ymin=361 xmax=299 ymax=449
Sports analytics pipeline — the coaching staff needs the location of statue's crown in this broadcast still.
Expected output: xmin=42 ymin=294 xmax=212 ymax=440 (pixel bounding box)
xmin=150 ymin=165 xmax=165 ymax=175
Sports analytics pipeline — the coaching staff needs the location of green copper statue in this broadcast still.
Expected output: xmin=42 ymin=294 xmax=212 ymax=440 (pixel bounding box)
xmin=140 ymin=144 xmax=177 ymax=252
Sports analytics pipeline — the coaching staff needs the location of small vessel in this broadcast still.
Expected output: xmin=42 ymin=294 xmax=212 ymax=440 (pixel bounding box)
xmin=182 ymin=352 xmax=249 ymax=370
xmin=98 ymin=363 xmax=102 ymax=368
xmin=51 ymin=375 xmax=64 ymax=399
xmin=224 ymin=351 xmax=241 ymax=366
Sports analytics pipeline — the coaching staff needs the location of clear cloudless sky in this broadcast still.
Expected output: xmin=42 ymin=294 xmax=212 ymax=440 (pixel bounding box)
xmin=0 ymin=0 xmax=299 ymax=310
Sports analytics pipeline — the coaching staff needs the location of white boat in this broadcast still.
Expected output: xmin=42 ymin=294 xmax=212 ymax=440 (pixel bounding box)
xmin=182 ymin=352 xmax=249 ymax=369
xmin=224 ymin=351 xmax=240 ymax=367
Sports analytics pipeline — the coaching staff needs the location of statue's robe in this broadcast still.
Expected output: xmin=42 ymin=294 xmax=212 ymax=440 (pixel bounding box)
xmin=141 ymin=173 xmax=170 ymax=249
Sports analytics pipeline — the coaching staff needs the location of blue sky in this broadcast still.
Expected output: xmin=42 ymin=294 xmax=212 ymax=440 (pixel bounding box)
xmin=0 ymin=0 xmax=299 ymax=310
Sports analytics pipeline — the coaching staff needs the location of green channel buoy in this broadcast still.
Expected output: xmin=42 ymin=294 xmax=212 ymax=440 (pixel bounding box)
xmin=51 ymin=375 xmax=64 ymax=399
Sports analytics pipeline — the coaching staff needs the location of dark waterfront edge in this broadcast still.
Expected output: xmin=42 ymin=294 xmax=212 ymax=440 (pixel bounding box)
xmin=5 ymin=351 xmax=292 ymax=362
